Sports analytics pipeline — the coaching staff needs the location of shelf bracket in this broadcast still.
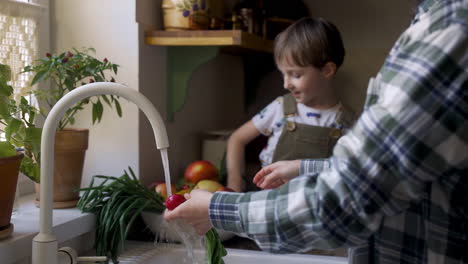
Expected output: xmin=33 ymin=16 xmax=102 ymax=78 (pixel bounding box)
xmin=166 ymin=46 xmax=219 ymax=121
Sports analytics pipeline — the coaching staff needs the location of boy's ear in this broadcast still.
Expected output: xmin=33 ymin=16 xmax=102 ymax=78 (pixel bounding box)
xmin=321 ymin=62 xmax=337 ymax=79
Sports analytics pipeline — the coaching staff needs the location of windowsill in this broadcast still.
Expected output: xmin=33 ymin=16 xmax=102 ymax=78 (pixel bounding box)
xmin=0 ymin=194 xmax=96 ymax=264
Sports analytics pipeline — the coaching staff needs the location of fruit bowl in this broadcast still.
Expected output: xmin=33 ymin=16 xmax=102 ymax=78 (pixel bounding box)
xmin=141 ymin=212 xmax=235 ymax=242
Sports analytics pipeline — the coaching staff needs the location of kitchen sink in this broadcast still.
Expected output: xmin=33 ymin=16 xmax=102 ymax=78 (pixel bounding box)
xmin=117 ymin=242 xmax=348 ymax=264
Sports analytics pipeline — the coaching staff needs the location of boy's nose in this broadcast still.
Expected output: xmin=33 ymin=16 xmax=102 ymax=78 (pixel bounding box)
xmin=283 ymin=78 xmax=293 ymax=90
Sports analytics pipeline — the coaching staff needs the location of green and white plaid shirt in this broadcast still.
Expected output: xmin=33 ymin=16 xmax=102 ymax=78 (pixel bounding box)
xmin=209 ymin=0 xmax=468 ymax=263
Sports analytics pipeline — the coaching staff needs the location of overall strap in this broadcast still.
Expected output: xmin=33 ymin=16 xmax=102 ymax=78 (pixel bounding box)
xmin=282 ymin=94 xmax=298 ymax=117
xmin=335 ymin=103 xmax=356 ymax=129
xmin=282 ymin=94 xmax=298 ymax=131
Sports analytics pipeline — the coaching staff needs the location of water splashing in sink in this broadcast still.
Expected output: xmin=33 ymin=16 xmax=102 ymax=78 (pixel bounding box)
xmin=157 ymin=148 xmax=207 ymax=263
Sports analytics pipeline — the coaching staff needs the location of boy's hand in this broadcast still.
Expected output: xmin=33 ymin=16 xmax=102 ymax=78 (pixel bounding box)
xmin=253 ymin=160 xmax=301 ymax=189
xmin=164 ymin=189 xmax=213 ymax=235
xmin=226 ymin=173 xmax=244 ymax=192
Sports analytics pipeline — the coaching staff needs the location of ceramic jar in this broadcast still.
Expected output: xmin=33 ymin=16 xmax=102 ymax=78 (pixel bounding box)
xmin=162 ymin=0 xmax=211 ymax=30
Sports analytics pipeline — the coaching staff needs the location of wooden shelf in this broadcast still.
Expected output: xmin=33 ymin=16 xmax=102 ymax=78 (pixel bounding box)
xmin=145 ymin=30 xmax=273 ymax=53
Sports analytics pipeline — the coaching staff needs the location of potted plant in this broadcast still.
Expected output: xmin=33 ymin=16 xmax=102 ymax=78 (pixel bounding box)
xmin=0 ymin=64 xmax=24 ymax=239
xmin=18 ymin=47 xmax=122 ymax=208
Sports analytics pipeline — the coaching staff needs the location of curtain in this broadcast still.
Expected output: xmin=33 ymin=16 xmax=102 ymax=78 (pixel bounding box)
xmin=0 ymin=0 xmax=43 ymax=101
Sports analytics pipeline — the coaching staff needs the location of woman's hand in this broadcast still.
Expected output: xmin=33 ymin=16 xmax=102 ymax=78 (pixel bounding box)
xmin=253 ymin=160 xmax=301 ymax=189
xmin=164 ymin=189 xmax=214 ymax=235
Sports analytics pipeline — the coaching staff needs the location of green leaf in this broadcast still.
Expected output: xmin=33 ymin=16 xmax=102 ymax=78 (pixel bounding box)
xmin=0 ymin=141 xmax=17 ymax=158
xmin=206 ymin=229 xmax=227 ymax=264
xmin=96 ymin=99 xmax=104 ymax=123
xmin=114 ymin=99 xmax=122 ymax=117
xmin=101 ymin=95 xmax=112 ymax=107
xmin=92 ymin=102 xmax=98 ymax=124
xmin=0 ymin=64 xmax=12 ymax=81
xmin=24 ymin=127 xmax=42 ymax=156
xmin=0 ymin=63 xmax=13 ymax=97
xmin=30 ymin=70 xmax=48 ymax=86
xmin=20 ymin=155 xmax=40 ymax=183
xmin=23 ymin=65 xmax=33 ymax=72
xmin=92 ymin=99 xmax=104 ymax=125
xmin=20 ymin=96 xmax=29 ymax=106
xmin=112 ymin=64 xmax=118 ymax=74
xmin=0 ymin=81 xmax=13 ymax=96
xmin=5 ymin=118 xmax=22 ymax=141
xmin=0 ymin=96 xmax=10 ymax=118
xmin=28 ymin=110 xmax=36 ymax=125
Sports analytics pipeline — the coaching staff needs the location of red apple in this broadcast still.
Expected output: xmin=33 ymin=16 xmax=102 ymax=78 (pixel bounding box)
xmin=164 ymin=194 xmax=186 ymax=210
xmin=194 ymin=180 xmax=223 ymax=193
xmin=216 ymin=187 xmax=236 ymax=192
xmin=184 ymin=160 xmax=218 ymax=184
xmin=155 ymin=182 xmax=176 ymax=201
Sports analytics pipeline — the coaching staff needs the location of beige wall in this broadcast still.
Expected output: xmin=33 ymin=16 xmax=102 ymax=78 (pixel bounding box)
xmin=51 ymin=0 xmax=139 ymax=186
xmin=304 ymin=0 xmax=414 ymax=112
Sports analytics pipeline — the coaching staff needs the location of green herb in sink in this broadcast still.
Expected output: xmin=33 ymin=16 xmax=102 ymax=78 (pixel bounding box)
xmin=206 ymin=228 xmax=228 ymax=264
xmin=78 ymin=167 xmax=227 ymax=264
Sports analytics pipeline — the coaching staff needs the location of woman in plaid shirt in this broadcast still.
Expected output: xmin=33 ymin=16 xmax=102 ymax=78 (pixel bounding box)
xmin=165 ymin=0 xmax=468 ymax=263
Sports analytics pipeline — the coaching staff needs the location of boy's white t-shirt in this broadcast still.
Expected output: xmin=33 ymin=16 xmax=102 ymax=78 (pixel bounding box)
xmin=252 ymin=96 xmax=345 ymax=167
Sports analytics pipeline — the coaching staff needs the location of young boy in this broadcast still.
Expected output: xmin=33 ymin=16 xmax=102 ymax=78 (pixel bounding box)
xmin=226 ymin=17 xmax=355 ymax=192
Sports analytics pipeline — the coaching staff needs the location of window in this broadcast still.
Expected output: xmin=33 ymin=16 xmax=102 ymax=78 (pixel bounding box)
xmin=0 ymin=0 xmax=48 ymax=195
xmin=0 ymin=0 xmax=42 ymax=98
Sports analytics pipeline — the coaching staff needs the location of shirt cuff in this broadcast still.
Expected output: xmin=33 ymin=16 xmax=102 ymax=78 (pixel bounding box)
xmin=300 ymin=159 xmax=332 ymax=175
xmin=209 ymin=192 xmax=246 ymax=234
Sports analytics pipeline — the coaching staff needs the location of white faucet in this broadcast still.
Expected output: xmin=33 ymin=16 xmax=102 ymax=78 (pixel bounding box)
xmin=32 ymin=82 xmax=170 ymax=264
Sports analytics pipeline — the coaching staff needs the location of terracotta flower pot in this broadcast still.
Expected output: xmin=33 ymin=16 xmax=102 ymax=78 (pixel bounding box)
xmin=34 ymin=129 xmax=89 ymax=209
xmin=0 ymin=153 xmax=23 ymax=240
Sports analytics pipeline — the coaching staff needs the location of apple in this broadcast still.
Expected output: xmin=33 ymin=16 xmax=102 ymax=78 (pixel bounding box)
xmin=176 ymin=185 xmax=192 ymax=195
xmin=176 ymin=189 xmax=191 ymax=195
xmin=184 ymin=160 xmax=218 ymax=184
xmin=164 ymin=194 xmax=186 ymax=210
xmin=147 ymin=180 xmax=164 ymax=190
xmin=216 ymin=187 xmax=236 ymax=192
xmin=194 ymin=180 xmax=223 ymax=193
xmin=155 ymin=182 xmax=176 ymax=200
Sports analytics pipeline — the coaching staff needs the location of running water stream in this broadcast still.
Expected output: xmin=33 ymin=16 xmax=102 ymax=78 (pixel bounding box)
xmin=160 ymin=149 xmax=172 ymax=197
xmin=159 ymin=148 xmax=206 ymax=263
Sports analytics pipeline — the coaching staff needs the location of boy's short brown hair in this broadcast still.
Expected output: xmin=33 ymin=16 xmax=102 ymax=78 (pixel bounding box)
xmin=274 ymin=17 xmax=345 ymax=70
